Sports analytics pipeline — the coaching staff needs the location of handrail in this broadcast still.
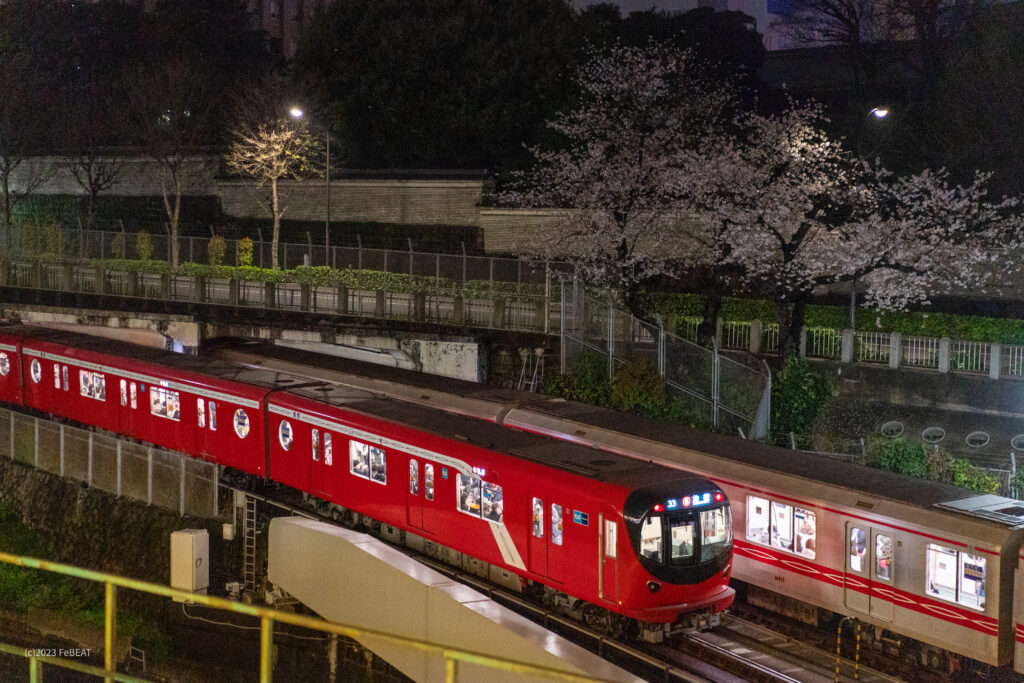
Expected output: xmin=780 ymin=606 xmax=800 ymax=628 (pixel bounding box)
xmin=0 ymin=551 xmax=612 ymax=683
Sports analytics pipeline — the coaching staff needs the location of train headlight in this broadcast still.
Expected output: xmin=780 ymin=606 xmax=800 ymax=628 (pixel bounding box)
xmin=646 ymin=580 xmax=661 ymax=593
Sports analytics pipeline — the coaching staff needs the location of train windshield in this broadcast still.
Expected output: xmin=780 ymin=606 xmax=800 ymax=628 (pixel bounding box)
xmin=700 ymin=507 xmax=732 ymax=563
xmin=639 ymin=504 xmax=732 ymax=566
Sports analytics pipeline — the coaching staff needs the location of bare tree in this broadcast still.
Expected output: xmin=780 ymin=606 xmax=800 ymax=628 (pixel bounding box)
xmin=224 ymin=81 xmax=320 ymax=270
xmin=62 ymin=79 xmax=124 ymax=229
xmin=125 ymin=56 xmax=218 ymax=268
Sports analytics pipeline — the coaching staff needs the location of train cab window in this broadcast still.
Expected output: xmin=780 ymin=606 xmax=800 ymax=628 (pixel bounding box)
xmin=79 ymin=371 xmax=106 ymax=401
xmin=640 ymin=515 xmax=663 ymax=562
xmin=312 ymin=429 xmax=319 ymax=462
xmin=482 ymin=482 xmax=503 ymax=523
xmin=531 ymin=497 xmax=543 ymax=537
xmin=62 ymin=366 xmax=68 ymax=391
xmin=458 ymin=474 xmax=482 ymax=517
xmin=279 ymin=420 xmax=293 ymax=450
xmin=54 ymin=364 xmax=60 ymax=389
xmin=551 ymin=504 xmax=563 ymax=545
xmin=409 ymin=459 xmax=418 ymax=495
xmin=424 ymin=464 xmax=434 ymax=500
xmin=700 ymin=507 xmax=732 ymax=563
xmin=850 ymin=528 xmax=867 ymax=572
xmin=669 ymin=520 xmax=694 ymax=564
xmin=875 ymin=535 xmax=892 ymax=581
xmin=605 ymin=519 xmax=617 ymax=559
xmin=130 ymin=383 xmax=137 ymax=409
xmin=234 ymin=409 xmax=250 ymax=438
xmin=0 ymin=352 xmax=8 ymax=376
xmin=323 ymin=433 xmax=332 ymax=465
xmin=209 ymin=402 xmax=217 ymax=431
xmin=30 ymin=359 xmax=41 ymax=384
xmin=770 ymin=501 xmax=793 ymax=552
xmin=120 ymin=380 xmax=127 ymax=407
xmin=926 ymin=544 xmax=986 ymax=611
xmin=150 ymin=386 xmax=180 ymax=421
xmin=197 ymin=399 xmax=206 ymax=428
xmin=746 ymin=495 xmax=770 ymax=545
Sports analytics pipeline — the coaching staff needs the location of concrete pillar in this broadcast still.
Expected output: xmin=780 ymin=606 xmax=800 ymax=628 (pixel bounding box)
xmin=127 ymin=271 xmax=139 ymax=298
xmin=798 ymin=326 xmax=807 ymax=357
xmin=95 ymin=264 xmax=106 ymax=295
xmin=749 ymin=320 xmax=763 ymax=354
xmin=264 ymin=281 xmax=276 ymax=309
xmin=937 ymin=337 xmax=951 ymax=373
xmin=990 ymin=343 xmax=1002 ymax=380
xmin=62 ymin=263 xmax=75 ymax=291
xmin=375 ymin=290 xmax=385 ymax=318
xmin=413 ymin=292 xmax=426 ymax=322
xmin=195 ymin=275 xmax=206 ymax=303
xmin=889 ymin=333 xmax=902 ymax=369
xmin=0 ymin=260 xmax=9 ymax=287
xmin=336 ymin=286 xmax=348 ymax=315
xmin=492 ymin=298 xmax=506 ymax=328
xmin=715 ymin=317 xmax=723 ymax=346
xmin=453 ymin=295 xmax=464 ymax=324
xmin=32 ymin=263 xmax=43 ymax=289
xmin=229 ymin=278 xmax=240 ymax=306
xmin=160 ymin=273 xmax=171 ymax=300
xmin=300 ymin=283 xmax=312 ymax=311
xmin=841 ymin=329 xmax=855 ymax=363
xmin=535 ymin=298 xmax=546 ymax=333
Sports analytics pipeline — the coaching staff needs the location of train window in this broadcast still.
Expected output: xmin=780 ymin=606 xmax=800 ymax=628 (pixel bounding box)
xmin=482 ymin=482 xmax=503 ymax=523
xmin=746 ymin=495 xmax=770 ymax=545
xmin=350 ymin=441 xmax=369 ymax=477
xmin=209 ymin=402 xmax=217 ymax=431
xmin=79 ymin=371 xmax=106 ymax=401
xmin=279 ymin=420 xmax=293 ymax=450
xmin=30 ymin=358 xmax=41 ymax=384
xmin=62 ymin=366 xmax=68 ymax=391
xmin=794 ymin=508 xmax=816 ymax=559
xmin=0 ymin=352 xmax=8 ymax=376
xmin=198 ymin=399 xmax=206 ymax=428
xmin=120 ymin=380 xmax=127 ymax=407
xmin=409 ymin=459 xmax=418 ymax=495
xmin=850 ymin=528 xmax=867 ymax=572
xmin=234 ymin=409 xmax=250 ymax=438
xmin=458 ymin=474 xmax=482 ymax=517
xmin=640 ymin=515 xmax=663 ymax=562
xmin=312 ymin=429 xmax=319 ymax=462
xmin=770 ymin=501 xmax=793 ymax=552
xmin=531 ymin=497 xmax=543 ymax=537
xmin=700 ymin=507 xmax=732 ymax=563
xmin=150 ymin=386 xmax=180 ymax=421
xmin=670 ymin=520 xmax=694 ymax=563
xmin=875 ymin=535 xmax=892 ymax=581
xmin=130 ymin=383 xmax=137 ymax=409
xmin=926 ymin=544 xmax=985 ymax=611
xmin=605 ymin=519 xmax=617 ymax=558
xmin=54 ymin=364 xmax=60 ymax=389
xmin=424 ymin=464 xmax=434 ymax=500
xmin=369 ymin=446 xmax=386 ymax=484
xmin=551 ymin=504 xmax=563 ymax=545
xmin=323 ymin=433 xmax=332 ymax=465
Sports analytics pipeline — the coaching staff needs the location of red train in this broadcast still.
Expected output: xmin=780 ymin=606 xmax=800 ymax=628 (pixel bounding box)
xmin=0 ymin=326 xmax=734 ymax=640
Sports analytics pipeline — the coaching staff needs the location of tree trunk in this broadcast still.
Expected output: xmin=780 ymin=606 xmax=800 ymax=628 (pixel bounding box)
xmin=170 ymin=187 xmax=181 ymax=269
xmin=271 ymin=176 xmax=280 ymax=270
xmin=1 ymin=169 xmax=10 ymax=255
xmin=777 ymin=295 xmax=808 ymax=361
xmin=697 ymin=265 xmax=724 ymax=346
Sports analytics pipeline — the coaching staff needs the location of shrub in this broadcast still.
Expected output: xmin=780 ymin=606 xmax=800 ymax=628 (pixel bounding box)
xmin=44 ymin=224 xmax=63 ymax=258
xmin=878 ymin=439 xmax=929 ymax=478
xmin=928 ymin=449 xmax=1001 ymax=494
xmin=111 ymin=233 xmax=126 ymax=260
xmin=610 ymin=358 xmax=666 ymax=417
xmin=208 ymin=235 xmax=226 ymax=266
xmin=770 ymin=355 xmax=833 ymax=446
xmin=238 ymin=237 xmax=254 ymax=267
xmin=543 ymin=352 xmax=610 ymax=406
xmin=136 ymin=231 xmax=153 ymax=262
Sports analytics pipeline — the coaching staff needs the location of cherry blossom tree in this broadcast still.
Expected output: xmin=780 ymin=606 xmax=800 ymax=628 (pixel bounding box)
xmin=500 ymin=42 xmax=737 ymax=313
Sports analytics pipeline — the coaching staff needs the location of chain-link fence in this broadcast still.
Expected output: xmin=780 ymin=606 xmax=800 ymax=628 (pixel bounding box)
xmin=0 ymin=407 xmax=218 ymax=518
xmin=559 ymin=279 xmax=771 ymax=439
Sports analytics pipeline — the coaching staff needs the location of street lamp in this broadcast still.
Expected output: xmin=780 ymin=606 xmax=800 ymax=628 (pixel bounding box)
xmin=851 ymin=106 xmax=891 ymax=327
xmin=289 ymin=107 xmax=331 ymax=262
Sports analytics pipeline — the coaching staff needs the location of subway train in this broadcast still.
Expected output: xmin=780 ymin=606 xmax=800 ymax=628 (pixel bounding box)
xmin=210 ymin=341 xmax=1024 ymax=677
xmin=0 ymin=325 xmax=734 ymax=641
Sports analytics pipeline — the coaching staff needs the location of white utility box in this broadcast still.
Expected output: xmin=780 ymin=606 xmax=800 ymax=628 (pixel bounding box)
xmin=171 ymin=529 xmax=209 ymax=597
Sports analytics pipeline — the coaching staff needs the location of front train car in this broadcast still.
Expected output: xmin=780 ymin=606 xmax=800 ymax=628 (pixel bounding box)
xmin=618 ymin=477 xmax=735 ymax=641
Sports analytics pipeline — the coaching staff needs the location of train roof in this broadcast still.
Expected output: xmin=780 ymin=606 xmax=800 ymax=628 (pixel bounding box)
xmin=284 ymin=384 xmax=709 ymax=490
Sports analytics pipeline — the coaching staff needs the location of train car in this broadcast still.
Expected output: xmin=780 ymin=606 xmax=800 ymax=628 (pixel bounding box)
xmin=208 ymin=341 xmax=1024 ymax=673
xmin=2 ymin=326 xmax=303 ymax=476
xmin=0 ymin=328 xmax=24 ymax=406
xmin=265 ymin=384 xmax=735 ymax=639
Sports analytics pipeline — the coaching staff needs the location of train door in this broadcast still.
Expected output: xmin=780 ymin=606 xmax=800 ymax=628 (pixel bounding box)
xmin=868 ymin=530 xmax=894 ymax=620
xmin=309 ymin=428 xmax=325 ymax=495
xmin=600 ymin=512 xmax=619 ymax=604
xmin=844 ymin=524 xmax=894 ymax=620
xmin=528 ymin=495 xmax=547 ymax=575
xmin=845 ymin=523 xmax=870 ymax=613
xmin=547 ymin=502 xmax=566 ymax=584
xmin=406 ymin=457 xmax=423 ymax=529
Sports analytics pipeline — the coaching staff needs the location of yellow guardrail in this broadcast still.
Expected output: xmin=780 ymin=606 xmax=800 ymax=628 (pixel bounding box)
xmin=0 ymin=551 xmax=610 ymax=682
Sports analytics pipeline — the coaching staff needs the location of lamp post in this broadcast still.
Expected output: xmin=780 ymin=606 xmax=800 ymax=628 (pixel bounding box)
xmin=851 ymin=106 xmax=891 ymax=328
xmin=289 ymin=108 xmax=331 ymax=263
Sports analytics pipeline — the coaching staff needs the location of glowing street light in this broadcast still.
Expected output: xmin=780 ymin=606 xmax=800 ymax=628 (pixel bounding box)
xmin=290 ymin=107 xmax=331 ymax=260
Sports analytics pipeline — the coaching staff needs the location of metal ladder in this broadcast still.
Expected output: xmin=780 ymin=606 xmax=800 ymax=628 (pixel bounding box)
xmin=517 ymin=348 xmax=544 ymax=392
xmin=243 ymin=496 xmax=257 ymax=594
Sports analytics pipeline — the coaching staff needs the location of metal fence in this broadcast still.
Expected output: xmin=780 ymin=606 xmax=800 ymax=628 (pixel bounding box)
xmin=0 ymin=407 xmax=217 ymax=518
xmin=559 ymin=280 xmax=771 ymax=439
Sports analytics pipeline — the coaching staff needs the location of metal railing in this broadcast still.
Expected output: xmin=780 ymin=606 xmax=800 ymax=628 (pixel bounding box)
xmin=0 ymin=552 xmax=611 ymax=683
xmin=807 ymin=327 xmax=842 ymax=360
xmin=900 ymin=335 xmax=940 ymax=369
xmin=856 ymin=331 xmax=891 ymax=364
